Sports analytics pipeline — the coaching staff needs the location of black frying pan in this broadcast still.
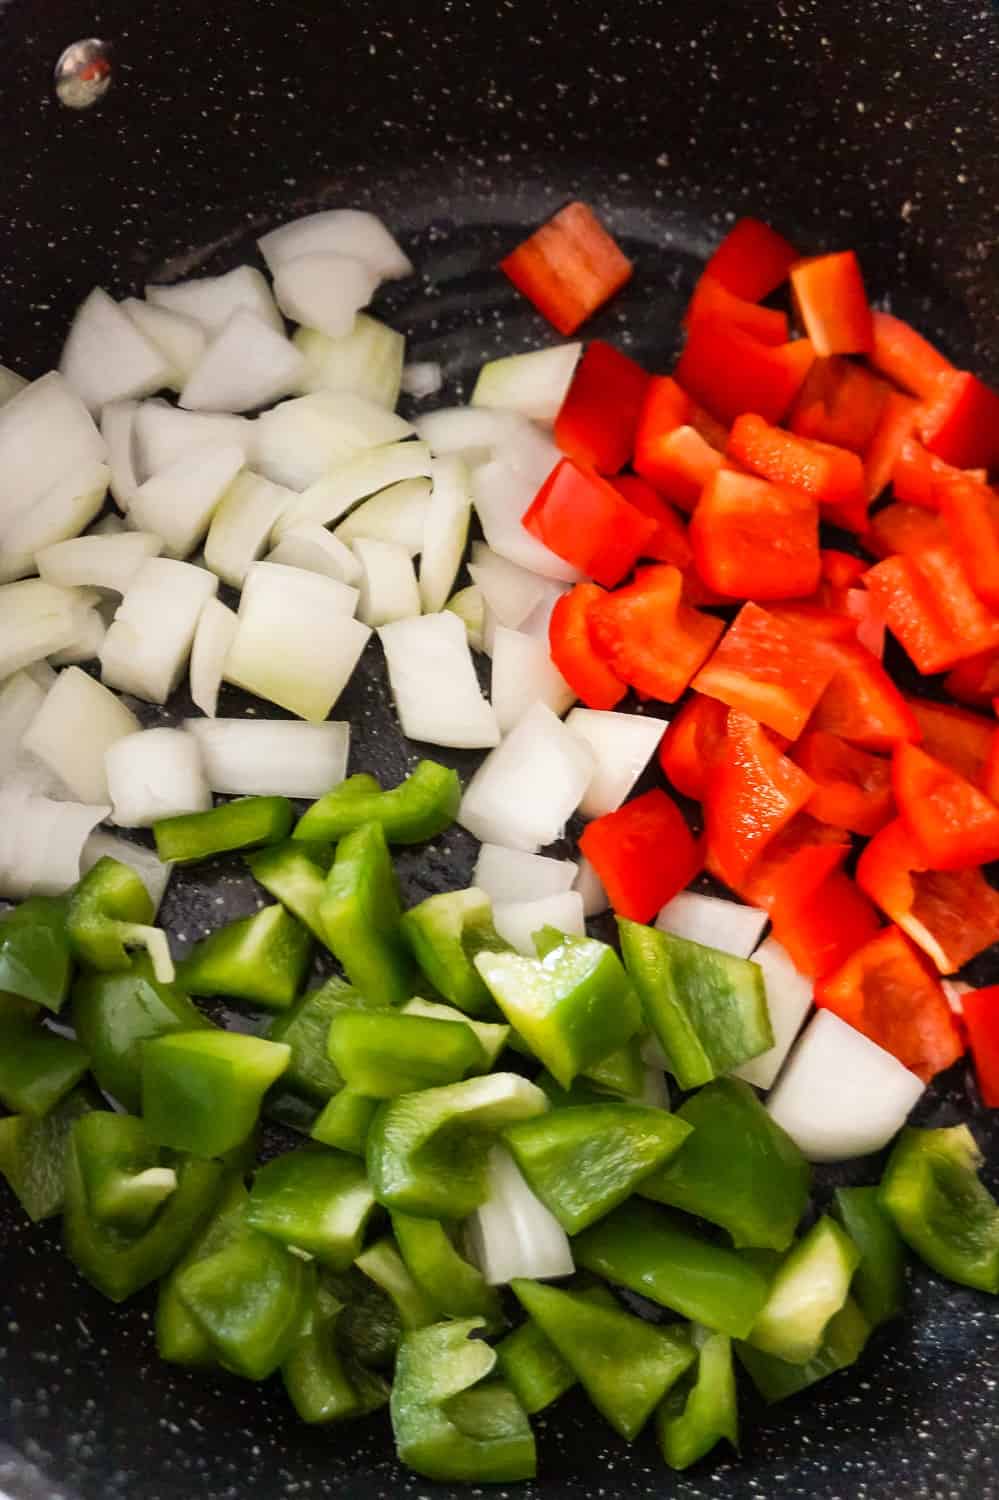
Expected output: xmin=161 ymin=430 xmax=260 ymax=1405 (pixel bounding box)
xmin=1 ymin=1 xmax=998 ymax=1496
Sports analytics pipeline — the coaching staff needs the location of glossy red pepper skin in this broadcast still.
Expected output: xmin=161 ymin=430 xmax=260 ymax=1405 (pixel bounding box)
xmin=588 ymin=565 xmax=724 ymax=704
xmin=548 ymin=584 xmax=626 ymax=711
xmin=789 ymin=357 xmax=888 ymax=453
xmin=676 ymin=319 xmax=815 ymax=427
xmin=961 ymin=987 xmax=999 ymax=1108
xmin=702 ymin=218 xmax=799 ymax=302
xmin=945 ymin=651 xmax=999 ymax=709
xmin=693 ymin=602 xmax=836 ymax=742
xmin=916 ymin=369 xmax=999 ymax=471
xmin=610 ymin=477 xmax=692 ymax=567
xmin=578 ymin=790 xmax=702 ymax=924
xmin=790 ymin=252 xmax=873 ymax=357
xmin=865 ymin=547 xmax=999 ymax=675
xmin=892 ymin=743 xmax=999 ymax=871
xmin=891 ymin=437 xmax=986 ymax=510
xmin=705 ymin=712 xmax=815 ymax=890
xmin=690 ymin=469 xmax=820 ymax=602
xmin=809 ymin=638 xmax=920 ymax=752
xmin=936 ymin=474 xmax=999 ymax=609
xmin=862 ymin=391 xmax=919 ymax=504
xmin=685 ymin=275 xmax=789 ymax=345
xmin=868 ymin=504 xmax=950 ymax=561
xmin=633 ymin=378 xmax=725 ymax=505
xmin=869 ymin=313 xmax=954 ymax=399
xmin=522 ymin=459 xmax=657 ymax=588
xmin=739 ymin=814 xmax=851 ymax=914
xmin=554 ymin=341 xmax=650 ymax=475
xmin=726 ymin=413 xmax=867 ymax=534
xmin=791 ymin=730 xmax=894 ymax=837
xmin=500 ymin=202 xmax=633 ymax=336
xmin=657 ymin=694 xmax=730 ymax=801
xmin=768 ymin=869 xmax=882 ymax=981
xmin=638 ymin=427 xmax=724 ymax=513
xmin=905 ymin=698 xmax=994 ymax=787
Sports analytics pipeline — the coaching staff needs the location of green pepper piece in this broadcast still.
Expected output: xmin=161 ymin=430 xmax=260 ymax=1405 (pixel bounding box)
xmin=72 ymin=955 xmax=211 ymax=1114
xmin=326 ymin=1265 xmax=402 ymax=1369
xmin=401 ymin=997 xmax=510 ymax=1068
xmin=64 ymin=1115 xmax=224 ymax=1302
xmin=295 ymin=760 xmax=461 ymax=846
xmin=503 ymin=1103 xmax=692 ymax=1235
xmin=511 ymin=1279 xmax=695 ymax=1440
xmin=142 ymin=1030 xmax=290 ymax=1159
xmin=265 ymin=975 xmax=385 ymax=1103
xmin=640 ymin=1078 xmax=811 ymax=1253
xmin=391 ymin=1211 xmax=504 ymax=1334
xmin=264 ymin=1087 xmax=320 ymax=1135
xmin=74 ymin=1112 xmax=181 ymax=1235
xmin=247 ymin=841 xmax=334 ymax=942
xmin=579 ymin=1035 xmax=646 ymax=1098
xmin=879 ymin=1124 xmax=999 ymax=1293
xmin=618 ymin=919 xmax=773 ymax=1089
xmin=0 ymin=1016 xmax=89 ymax=1117
xmin=736 ymin=1296 xmax=871 ymax=1403
xmin=67 ymin=857 xmax=174 ymax=984
xmin=246 ymin=1146 xmax=376 ymax=1269
xmin=494 ymin=1283 xmax=618 ymax=1415
xmin=475 ymin=937 xmax=642 ymax=1090
xmin=355 ymin=1235 xmax=437 ymax=1330
xmin=0 ymin=1085 xmax=97 ymax=1221
xmin=390 ymin=1318 xmax=536 ymax=1483
xmin=311 ymin=1088 xmax=379 ymax=1156
xmin=575 ymin=1199 xmax=773 ymax=1339
xmin=157 ymin=1175 xmax=250 ymax=1366
xmin=176 ymin=904 xmax=312 ymax=1010
xmin=656 ymin=1328 xmax=739 ymax=1470
xmin=832 ymin=1185 xmax=906 ymax=1326
xmin=400 ymin=888 xmax=508 ymax=1016
xmin=153 ymin=796 xmax=293 ymax=864
xmin=747 ymin=1215 xmax=860 ymax=1364
xmin=0 ymin=895 xmax=73 ymax=1012
xmin=319 ymin=822 xmax=416 ymax=1005
xmin=367 ymin=1073 xmax=550 ymax=1218
xmin=535 ymin=1072 xmax=618 ymax=1109
xmin=328 ymin=1010 xmax=487 ymax=1098
xmin=0 ymin=990 xmax=40 ymax=1022
xmin=281 ymin=1279 xmax=390 ymax=1424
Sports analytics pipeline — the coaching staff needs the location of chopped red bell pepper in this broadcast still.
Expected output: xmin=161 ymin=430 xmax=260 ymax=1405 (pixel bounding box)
xmin=553 ymin=340 xmax=650 ymax=474
xmin=689 ymin=468 xmax=820 ymax=602
xmin=891 ymin=437 xmax=987 ymax=510
xmin=936 ymin=473 xmax=999 ymax=609
xmin=944 ymin=650 xmax=999 ymax=709
xmin=499 ymin=202 xmax=634 ymax=336
xmin=863 ymin=391 xmax=919 ymax=503
xmin=906 ymin=697 xmax=995 ymax=786
xmin=739 ymin=813 xmax=851 ymax=912
xmin=868 ymin=312 xmax=955 ymax=399
xmin=548 ymin=584 xmax=626 ymax=711
xmin=808 ymin=638 xmax=920 ymax=751
xmin=791 ymin=729 xmax=894 ymax=836
xmin=522 ymin=458 xmax=657 ymax=588
xmin=892 ymin=742 xmax=999 ymax=871
xmin=702 ymin=217 xmax=800 ymax=302
xmin=726 ymin=413 xmax=868 ymax=533
xmin=821 ymin=549 xmax=869 ymax=592
xmin=685 ymin=275 xmax=789 ymax=345
xmin=843 ymin=589 xmax=886 ymax=659
xmin=636 ymin=425 xmax=724 ymax=513
xmin=789 ymin=357 xmax=888 ymax=452
xmin=982 ymin=722 xmax=999 ymax=807
xmin=588 ymin=563 xmax=725 ymax=703
xmin=764 ymin=604 xmax=858 ymax=644
xmin=578 ymin=789 xmax=702 ymax=923
xmin=868 ymin=503 xmax=950 ymax=561
xmin=692 ymin=601 xmax=837 ymax=741
xmin=961 ymin=987 xmax=999 ymax=1108
xmin=609 ymin=476 xmax=692 ymax=567
xmin=768 ymin=868 xmax=882 ymax=981
xmin=864 ymin=547 xmax=999 ymax=674
xmin=790 ymin=251 xmax=873 ymax=357
xmin=816 ymin=926 xmax=963 ymax=1082
xmin=675 ymin=317 xmax=815 ymax=427
xmin=705 ymin=711 xmax=815 ymax=889
xmin=916 ymin=369 xmax=999 ymax=471
xmin=656 ymin=693 xmax=730 ymax=800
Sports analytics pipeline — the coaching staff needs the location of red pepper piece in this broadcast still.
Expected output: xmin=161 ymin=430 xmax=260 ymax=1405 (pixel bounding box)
xmin=892 ymin=742 xmax=999 ymax=871
xmin=685 ymin=275 xmax=789 ymax=345
xmin=588 ymin=564 xmax=725 ymax=703
xmin=868 ymin=312 xmax=955 ymax=399
xmin=791 ymin=729 xmax=894 ymax=836
xmin=821 ymin=549 xmax=869 ymax=592
xmin=865 ymin=547 xmax=999 ymax=675
xmin=764 ymin=604 xmax=857 ymax=644
xmin=633 ymin=377 xmax=726 ymax=505
xmin=936 ymin=473 xmax=999 ymax=610
xmin=578 ymin=789 xmax=702 ymax=923
xmin=816 ymin=926 xmax=963 ymax=1082
xmin=906 ymin=697 xmax=995 ymax=786
xmin=725 ymin=413 xmax=868 ymax=533
xmin=499 ymin=202 xmax=633 ymax=336
xmin=703 ymin=217 xmax=800 ymax=302
xmin=769 ymin=869 xmax=883 ymax=981
xmin=656 ymin=693 xmax=730 ymax=800
xmin=961 ymin=987 xmax=999 ymax=1108
xmin=868 ymin=503 xmax=950 ymax=561
xmin=553 ymin=341 xmax=650 ymax=475
xmin=705 ymin=711 xmax=815 ymax=889
xmin=790 ymin=252 xmax=873 ymax=357
xmin=690 ymin=468 xmax=820 ymax=602
xmin=548 ymin=584 xmax=626 ymax=711
xmin=944 ymin=650 xmax=999 ymax=709
xmin=789 ymin=357 xmax=889 ymax=453
xmin=740 ymin=813 xmax=851 ymax=912
xmin=692 ymin=601 xmax=836 ymax=741
xmin=863 ymin=391 xmax=919 ymax=504
xmin=809 ymin=638 xmax=920 ymax=751
xmin=916 ymin=369 xmax=999 ymax=471
xmin=675 ymin=317 xmax=816 ymax=427
xmin=636 ymin=425 xmax=724 ymax=514
xmin=522 ymin=458 xmax=657 ymax=588
xmin=609 ymin=476 xmax=692 ymax=567
xmin=891 ymin=437 xmax=987 ymax=511
xmin=983 ymin=721 xmax=999 ymax=807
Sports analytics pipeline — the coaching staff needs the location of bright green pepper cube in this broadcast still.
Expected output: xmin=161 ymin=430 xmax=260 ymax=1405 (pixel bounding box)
xmin=640 ymin=1077 xmax=810 ymax=1253
xmin=579 ymin=1035 xmax=646 ymax=1098
xmin=736 ymin=1296 xmax=871 ymax=1403
xmin=67 ymin=857 xmax=172 ymax=982
xmin=266 ymin=975 xmax=386 ymax=1104
xmin=503 ymin=1103 xmax=692 ymax=1235
xmin=0 ymin=895 xmax=73 ymax=1012
xmin=355 ymin=1236 xmax=438 ymax=1331
xmin=157 ymin=1175 xmax=250 ymax=1366
xmin=326 ymin=1266 xmax=402 ymax=1370
xmin=246 ymin=1146 xmax=376 ymax=1269
xmin=282 ymin=1280 xmax=390 ymax=1424
xmin=311 ymin=1088 xmax=380 ymax=1156
xmin=391 ymin=1211 xmax=504 ymax=1334
xmin=0 ymin=1085 xmax=97 ymax=1222
xmin=832 ymin=1185 xmax=907 ymax=1327
xmin=247 ymin=841 xmax=333 ymax=943
xmin=494 ymin=1283 xmax=618 ymax=1415
xmin=401 ymin=997 xmax=509 ymax=1069
xmin=319 ymin=822 xmax=415 ymax=1005
xmin=142 ymin=1030 xmax=290 ymax=1159
xmin=0 ymin=1017 xmax=89 ymax=1118
xmin=617 ymin=919 xmax=773 ymax=1089
xmin=747 ymin=1216 xmax=860 ymax=1365
xmin=177 ymin=904 xmax=313 ymax=1010
xmin=401 ymin=888 xmax=508 ymax=1016
xmin=474 ymin=937 xmax=642 ymax=1090
xmin=656 ymin=1328 xmax=739 ymax=1470
xmin=153 ymin=796 xmax=293 ymax=864
xmin=74 ymin=1111 xmax=180 ymax=1236
xmin=328 ymin=1010 xmax=487 ymax=1098
xmin=879 ymin=1125 xmax=999 ymax=1294
xmin=295 ymin=760 xmax=460 ymax=846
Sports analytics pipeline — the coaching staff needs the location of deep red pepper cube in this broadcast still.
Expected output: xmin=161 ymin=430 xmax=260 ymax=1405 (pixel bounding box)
xmin=553 ymin=340 xmax=650 ymax=475
xmin=578 ymin=788 xmax=702 ymax=923
xmin=522 ymin=458 xmax=657 ymax=588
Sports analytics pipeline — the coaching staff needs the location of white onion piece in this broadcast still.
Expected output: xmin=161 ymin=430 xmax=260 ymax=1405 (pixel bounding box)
xmin=0 ymin=784 xmax=109 ymax=899
xmin=129 ymin=444 xmax=244 ymax=559
xmin=101 ymin=558 xmax=218 ymax=704
xmin=265 ymin=525 xmax=362 ymax=585
xmin=132 ymin=400 xmax=253 ymax=481
xmin=121 ymin=298 xmax=207 ymax=391
xmin=224 ymin=562 xmax=368 ymax=723
xmin=468 ymin=543 xmax=547 ymax=629
xmin=0 ymin=365 xmax=28 ymax=406
xmin=90 ymin=513 xmax=126 ymax=537
xmin=49 ymin=608 xmax=107 ymax=666
xmin=254 ymin=392 xmax=414 ymax=492
xmin=59 ymin=288 xmax=171 ymax=414
xmin=333 ymin=479 xmax=431 ymax=556
xmin=0 ymin=461 xmax=110 ymax=583
xmin=105 ymin=727 xmax=211 ymax=828
xmin=565 ymin=709 xmax=668 ymax=819
xmin=466 ymin=1146 xmax=574 ymax=1286
xmin=0 ymin=580 xmax=83 ymax=677
xmin=655 ymin=891 xmax=769 ymax=960
xmin=732 ymin=938 xmax=813 ymax=1090
xmin=766 ymin=1011 xmax=924 ymax=1162
xmin=185 ymin=717 xmax=350 ymax=798
xmin=471 ymin=459 xmax=579 ymax=582
xmin=401 ymin=361 xmax=443 ymax=400
xmin=490 ymin=626 xmax=574 ymax=733
xmin=0 ymin=671 xmax=46 ymax=778
xmin=417 ymin=457 xmax=471 ymax=615
xmin=147 ymin=265 xmax=283 ymax=336
xmin=493 ymin=892 xmax=586 ymax=956
xmin=473 ymin=844 xmax=578 ymax=906
xmin=292 ymin=315 xmax=404 ymax=408
xmin=445 ymin=585 xmax=486 ymax=652
xmin=471 ymin=343 xmax=582 ymax=425
xmin=272 ymin=440 xmax=433 ymax=537
xmin=353 ymin=538 xmax=421 ymax=627
xmin=519 ymin=579 xmax=571 ymax=643
xmin=414 ymin=406 xmax=528 ymax=459
xmin=81 ymin=831 xmax=173 ymax=914
xmin=24 ymin=662 xmax=58 ymax=693
xmin=100 ymin=400 xmax=141 ymax=511
xmin=0 ymin=373 xmax=106 ymax=527
xmin=36 ymin=531 xmax=163 ymax=595
xmin=378 ymin=612 xmax=499 ymax=749
xmin=258 ymin=209 xmax=412 ymax=280
xmin=179 ymin=310 xmax=306 ymax=414
xmin=203 ymin=472 xmax=294 ymax=588
xmin=189 ymin=597 xmax=238 ymax=717
xmin=273 ymin=254 xmax=379 ymax=339
xmin=458 ymin=702 xmax=595 ymax=852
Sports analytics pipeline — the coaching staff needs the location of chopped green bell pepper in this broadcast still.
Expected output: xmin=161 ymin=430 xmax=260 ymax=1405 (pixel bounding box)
xmin=295 ymin=760 xmax=460 ymax=846
xmin=879 ymin=1125 xmax=999 ymax=1294
xmin=832 ymin=1185 xmax=906 ymax=1327
xmin=75 ymin=1112 xmax=180 ymax=1235
xmin=656 ymin=1328 xmax=739 ymax=1470
xmin=736 ymin=1296 xmax=871 ymax=1403
xmin=401 ymin=996 xmax=509 ymax=1068
xmin=640 ymin=1078 xmax=810 ymax=1253
xmin=326 ymin=1265 xmax=402 ymax=1369
xmin=311 ymin=1088 xmax=380 ymax=1156
xmin=264 ymin=1087 xmax=320 ymax=1135
xmin=266 ymin=975 xmax=384 ymax=1104
xmin=246 ymin=841 xmax=334 ymax=943
xmin=319 ymin=821 xmax=415 ymax=1005
xmin=0 ymin=1016 xmax=88 ymax=1117
xmin=328 ymin=1009 xmax=487 ymax=1097
xmin=535 ymin=1072 xmax=618 ymax=1109
xmin=0 ymin=895 xmax=73 ymax=1012
xmin=0 ymin=1085 xmax=97 ymax=1221
xmin=618 ymin=919 xmax=772 ymax=1089
xmin=401 ymin=888 xmax=508 ymax=1016
xmin=747 ymin=1215 xmax=860 ymax=1364
xmin=575 ymin=1199 xmax=773 ymax=1339
xmin=246 ymin=1146 xmax=376 ymax=1269
xmin=391 ymin=1211 xmax=504 ymax=1333
xmin=390 ymin=1318 xmax=536 ymax=1483
xmin=176 ymin=903 xmax=312 ymax=1010
xmin=0 ymin=990 xmax=40 ymax=1023
xmin=282 ymin=1279 xmax=390 ymax=1424
xmin=579 ymin=1035 xmax=647 ymax=1099
xmin=67 ymin=857 xmax=174 ymax=985
xmin=503 ymin=1103 xmax=691 ymax=1235
xmin=366 ymin=1073 xmax=550 ymax=1218
xmin=157 ymin=1174 xmax=250 ymax=1365
xmin=494 ymin=1283 xmax=618 ymax=1415
xmin=153 ymin=796 xmax=293 ymax=864
xmin=142 ymin=1030 xmax=290 ymax=1159
xmin=355 ymin=1236 xmax=437 ymax=1331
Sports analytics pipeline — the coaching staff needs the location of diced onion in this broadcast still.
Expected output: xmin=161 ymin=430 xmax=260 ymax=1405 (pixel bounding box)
xmin=81 ymin=830 xmax=173 ymax=914
xmin=258 ymin=209 xmax=413 ymax=281
xmin=641 ymin=1065 xmax=671 ymax=1110
xmin=492 ymin=891 xmax=586 ymax=955
xmin=471 ymin=343 xmax=582 ymax=425
xmin=0 ymin=365 xmax=28 ymax=406
xmin=0 ymin=671 xmax=47 ymax=779
xmin=413 ymin=406 xmax=538 ymax=461
xmin=99 ymin=400 xmax=141 ymax=511
xmin=292 ymin=315 xmax=404 ymax=408
xmin=100 ymin=558 xmax=218 ymax=704
xmin=36 ymin=531 xmax=163 ymax=595
xmin=254 ymin=392 xmax=414 ymax=492
xmin=203 ymin=472 xmax=294 ymax=588
xmin=471 ymin=459 xmax=579 ymax=582
xmin=129 ymin=445 xmax=245 ymax=559
xmin=490 ymin=627 xmax=574 ymax=734
xmin=105 ymin=727 xmax=211 ymax=828
xmin=0 ymin=461 xmax=110 ymax=583
xmin=121 ymin=298 xmax=207 ymax=392
xmin=732 ymin=937 xmax=813 ymax=1091
xmin=0 ymin=783 xmax=109 ymax=899
xmin=189 ymin=597 xmax=238 ymax=717
xmin=472 ymin=844 xmax=578 ymax=906
xmin=49 ymin=608 xmax=108 ymax=667
xmin=179 ymin=310 xmax=305 ymax=414
xmin=185 ymin=717 xmax=350 ymax=798
xmin=0 ymin=373 xmax=107 ymax=527
xmin=272 ymin=441 xmax=433 ymax=537
xmin=353 ymin=538 xmax=422 ymax=627
xmin=146 ymin=265 xmax=284 ymax=337
xmin=444 ymin=585 xmax=486 ymax=652
xmin=655 ymin=891 xmax=769 ymax=960
xmin=265 ymin=525 xmax=362 ymax=585
xmin=401 ymin=361 xmax=443 ymax=400
xmin=468 ymin=543 xmax=547 ymax=629
xmin=0 ymin=580 xmax=87 ymax=678
xmin=274 ymin=254 xmax=379 ymax=339
xmin=59 ymin=288 xmax=171 ymax=413
xmin=333 ymin=479 xmax=431 ymax=556
xmin=458 ymin=701 xmax=595 ymax=852
xmin=466 ymin=1145 xmax=574 ymax=1286
xmin=418 ymin=456 xmax=471 ymax=614
xmin=132 ymin=400 xmax=252 ymax=481
xmin=565 ymin=708 xmax=668 ymax=819
xmin=518 ymin=578 xmax=571 ymax=642
xmin=378 ymin=612 xmax=500 ymax=749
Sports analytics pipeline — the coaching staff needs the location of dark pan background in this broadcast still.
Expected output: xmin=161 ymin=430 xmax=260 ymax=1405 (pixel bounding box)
xmin=1 ymin=1 xmax=998 ymax=1497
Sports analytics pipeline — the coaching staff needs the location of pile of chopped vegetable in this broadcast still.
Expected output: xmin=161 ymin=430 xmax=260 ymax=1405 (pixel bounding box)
xmin=0 ymin=202 xmax=998 ymax=1485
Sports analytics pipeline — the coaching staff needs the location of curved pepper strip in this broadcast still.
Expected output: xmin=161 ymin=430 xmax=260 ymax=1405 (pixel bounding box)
xmin=390 ymin=1212 xmax=504 ymax=1334
xmin=74 ymin=1112 xmax=180 ymax=1236
xmin=522 ymin=458 xmax=658 ymax=588
xmin=726 ymin=412 xmax=867 ymax=534
xmin=0 ymin=895 xmax=74 ymax=1013
xmin=400 ymin=888 xmax=509 ymax=1017
xmin=246 ymin=1146 xmax=376 ymax=1269
xmin=587 ymin=564 xmax=725 ymax=704
xmin=0 ymin=1085 xmax=97 ymax=1223
xmin=246 ymin=841 xmax=334 ymax=944
xmin=67 ymin=858 xmax=174 ymax=985
xmin=355 ymin=1236 xmax=437 ymax=1331
xmin=736 ymin=1297 xmax=870 ymax=1404
xmin=746 ymin=1216 xmax=860 ymax=1365
xmin=153 ymin=796 xmax=293 ymax=864
xmin=281 ymin=1280 xmax=390 ymax=1425
xmin=879 ymin=1125 xmax=999 ymax=1294
xmin=832 ymin=1186 xmax=906 ymax=1328
xmin=705 ymin=712 xmax=815 ymax=890
xmin=892 ymin=742 xmax=999 ymax=871
xmin=311 ymin=1089 xmax=380 ymax=1157
xmin=657 ymin=693 xmax=729 ymax=801
xmin=547 ymin=583 xmax=627 ymax=711
xmin=495 ymin=1283 xmax=617 ymax=1415
xmin=319 ymin=821 xmax=416 ymax=1006
xmin=328 ymin=1009 xmax=487 ymax=1097
xmin=656 ymin=1329 xmax=739 ymax=1470
xmin=157 ymin=1175 xmax=250 ymax=1366
xmin=294 ymin=761 xmax=460 ymax=846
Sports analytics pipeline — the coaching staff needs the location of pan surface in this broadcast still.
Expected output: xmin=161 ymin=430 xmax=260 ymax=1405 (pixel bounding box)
xmin=1 ymin=1 xmax=998 ymax=1496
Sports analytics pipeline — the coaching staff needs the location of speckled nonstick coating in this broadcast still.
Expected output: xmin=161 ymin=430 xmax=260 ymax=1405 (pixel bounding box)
xmin=1 ymin=1 xmax=998 ymax=1497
